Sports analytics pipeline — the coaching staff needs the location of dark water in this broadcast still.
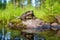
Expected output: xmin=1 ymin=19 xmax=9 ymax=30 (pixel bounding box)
xmin=0 ymin=27 xmax=45 ymax=40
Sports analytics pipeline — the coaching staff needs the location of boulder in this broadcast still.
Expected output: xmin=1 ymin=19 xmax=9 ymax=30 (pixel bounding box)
xmin=8 ymin=19 xmax=26 ymax=30
xmin=22 ymin=19 xmax=45 ymax=29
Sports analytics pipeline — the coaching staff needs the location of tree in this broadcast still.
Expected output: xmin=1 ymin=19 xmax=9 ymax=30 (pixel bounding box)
xmin=0 ymin=0 xmax=6 ymax=9
xmin=27 ymin=0 xmax=32 ymax=6
xmin=11 ymin=0 xmax=25 ymax=8
xmin=35 ymin=0 xmax=41 ymax=8
xmin=11 ymin=0 xmax=19 ymax=7
xmin=2 ymin=0 xmax=6 ymax=9
xmin=0 ymin=0 xmax=2 ymax=9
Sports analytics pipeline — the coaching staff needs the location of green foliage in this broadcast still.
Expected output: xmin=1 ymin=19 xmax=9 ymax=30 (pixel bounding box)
xmin=41 ymin=14 xmax=58 ymax=23
xmin=52 ymin=2 xmax=60 ymax=14
xmin=0 ymin=0 xmax=60 ymax=39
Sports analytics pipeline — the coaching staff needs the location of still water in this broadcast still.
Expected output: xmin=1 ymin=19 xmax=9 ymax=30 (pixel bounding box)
xmin=0 ymin=27 xmax=45 ymax=40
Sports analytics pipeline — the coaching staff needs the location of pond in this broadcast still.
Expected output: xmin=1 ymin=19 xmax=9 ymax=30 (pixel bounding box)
xmin=0 ymin=27 xmax=45 ymax=40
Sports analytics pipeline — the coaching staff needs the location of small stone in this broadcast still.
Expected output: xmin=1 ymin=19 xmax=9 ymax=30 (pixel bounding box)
xmin=51 ymin=23 xmax=58 ymax=26
xmin=51 ymin=23 xmax=59 ymax=30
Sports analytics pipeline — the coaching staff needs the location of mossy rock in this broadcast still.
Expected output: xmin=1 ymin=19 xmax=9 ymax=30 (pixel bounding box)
xmin=9 ymin=19 xmax=26 ymax=30
xmin=41 ymin=15 xmax=58 ymax=23
xmin=10 ymin=19 xmax=22 ymax=24
xmin=10 ymin=19 xmax=26 ymax=27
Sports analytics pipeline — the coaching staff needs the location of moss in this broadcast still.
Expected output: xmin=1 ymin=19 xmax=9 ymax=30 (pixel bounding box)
xmin=10 ymin=19 xmax=22 ymax=23
xmin=9 ymin=18 xmax=26 ymax=30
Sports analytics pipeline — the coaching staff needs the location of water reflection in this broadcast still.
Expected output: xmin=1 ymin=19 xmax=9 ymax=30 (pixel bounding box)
xmin=0 ymin=27 xmax=45 ymax=40
xmin=5 ymin=32 xmax=11 ymax=40
xmin=34 ymin=34 xmax=45 ymax=40
xmin=0 ymin=33 xmax=2 ymax=40
xmin=1 ymin=27 xmax=5 ymax=40
xmin=14 ymin=36 xmax=20 ymax=40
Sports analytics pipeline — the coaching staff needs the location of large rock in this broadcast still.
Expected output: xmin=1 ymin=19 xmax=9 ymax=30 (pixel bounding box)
xmin=22 ymin=19 xmax=51 ymax=33
xmin=8 ymin=19 xmax=26 ymax=30
xmin=9 ymin=11 xmax=42 ymax=31
xmin=22 ymin=19 xmax=45 ymax=29
xmin=8 ymin=11 xmax=60 ymax=34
